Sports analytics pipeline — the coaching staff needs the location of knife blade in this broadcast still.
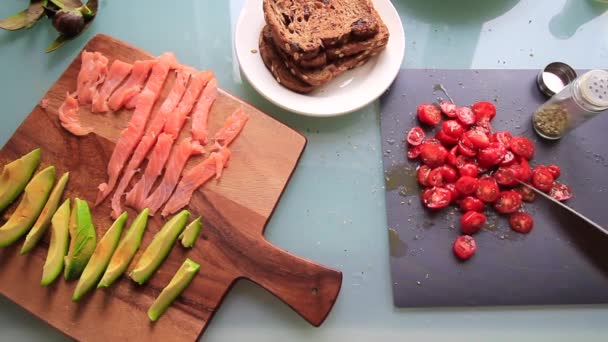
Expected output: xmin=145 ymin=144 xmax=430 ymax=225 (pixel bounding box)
xmin=518 ymin=181 xmax=608 ymax=236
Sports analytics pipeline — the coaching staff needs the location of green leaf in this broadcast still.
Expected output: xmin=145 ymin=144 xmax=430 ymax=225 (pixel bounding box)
xmin=0 ymin=1 xmax=45 ymax=31
xmin=46 ymin=35 xmax=69 ymax=52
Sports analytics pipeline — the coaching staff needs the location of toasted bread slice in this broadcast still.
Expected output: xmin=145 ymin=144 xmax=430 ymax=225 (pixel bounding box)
xmin=263 ymin=0 xmax=381 ymax=61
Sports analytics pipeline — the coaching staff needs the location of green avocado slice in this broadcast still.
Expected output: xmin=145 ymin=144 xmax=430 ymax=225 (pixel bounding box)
xmin=41 ymin=199 xmax=70 ymax=286
xmin=21 ymin=172 xmax=70 ymax=254
xmin=0 ymin=166 xmax=56 ymax=247
xmin=64 ymin=198 xmax=97 ymax=280
xmin=147 ymin=258 xmax=200 ymax=322
xmin=97 ymin=208 xmax=149 ymax=288
xmin=179 ymin=216 xmax=202 ymax=248
xmin=129 ymin=210 xmax=189 ymax=285
xmin=72 ymin=212 xmax=127 ymax=301
xmin=0 ymin=148 xmax=41 ymax=213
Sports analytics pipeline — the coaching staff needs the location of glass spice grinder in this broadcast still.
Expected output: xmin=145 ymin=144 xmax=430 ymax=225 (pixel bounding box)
xmin=533 ymin=69 xmax=608 ymax=140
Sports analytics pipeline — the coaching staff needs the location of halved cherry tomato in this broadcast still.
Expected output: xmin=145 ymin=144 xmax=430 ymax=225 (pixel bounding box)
xmin=458 ymin=137 xmax=477 ymax=157
xmin=475 ymin=120 xmax=493 ymax=135
xmin=407 ymin=145 xmax=421 ymax=159
xmin=456 ymin=107 xmax=476 ymax=126
xmin=420 ymin=143 xmax=448 ymax=168
xmin=477 ymin=142 xmax=507 ymax=167
xmin=500 ymin=151 xmax=516 ymax=166
xmin=455 ymin=176 xmax=479 ymax=195
xmin=546 ymin=164 xmax=561 ymax=179
xmin=453 ymin=235 xmax=476 ymax=260
xmin=427 ymin=168 xmax=444 ymax=187
xmin=517 ymin=159 xmax=532 ymax=182
xmin=436 ymin=129 xmax=459 ymax=146
xmin=471 ymin=101 xmax=496 ymax=122
xmin=491 ymin=131 xmax=513 ymax=146
xmin=493 ymin=190 xmax=523 ymax=214
xmin=445 ymin=183 xmax=460 ymax=202
xmin=493 ymin=167 xmax=518 ymax=187
xmin=417 ymin=104 xmax=442 ymax=126
xmin=476 ymin=176 xmax=500 ymax=202
xmin=460 ymin=196 xmax=485 ymax=212
xmin=423 ymin=138 xmax=441 ymax=145
xmin=421 ymin=187 xmax=452 ymax=209
xmin=440 ymin=101 xmax=458 ymax=118
xmin=461 ymin=211 xmax=487 ymax=234
xmin=515 ymin=186 xmax=536 ymax=202
xmin=442 ymin=120 xmax=465 ymax=138
xmin=532 ymin=166 xmax=554 ymax=192
xmin=440 ymin=165 xmax=459 ymax=183
xmin=459 ymin=163 xmax=479 ymax=178
xmin=510 ymin=136 xmax=535 ymax=159
xmin=509 ymin=212 xmax=534 ymax=234
xmin=417 ymin=165 xmax=432 ymax=187
xmin=446 ymin=146 xmax=459 ymax=166
xmin=464 ymin=129 xmax=490 ymax=149
xmin=549 ymin=182 xmax=573 ymax=201
xmin=407 ymin=126 xmax=425 ymax=146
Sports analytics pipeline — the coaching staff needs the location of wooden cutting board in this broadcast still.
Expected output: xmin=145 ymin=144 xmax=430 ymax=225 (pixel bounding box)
xmin=0 ymin=34 xmax=342 ymax=341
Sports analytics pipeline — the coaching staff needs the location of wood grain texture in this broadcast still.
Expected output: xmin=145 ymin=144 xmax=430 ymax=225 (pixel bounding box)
xmin=0 ymin=34 xmax=342 ymax=341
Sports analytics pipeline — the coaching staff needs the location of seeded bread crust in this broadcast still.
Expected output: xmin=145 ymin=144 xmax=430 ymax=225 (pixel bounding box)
xmin=263 ymin=0 xmax=380 ymax=62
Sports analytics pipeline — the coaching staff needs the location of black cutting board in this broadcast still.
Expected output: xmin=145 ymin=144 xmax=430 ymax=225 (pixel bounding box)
xmin=381 ymin=69 xmax=608 ymax=307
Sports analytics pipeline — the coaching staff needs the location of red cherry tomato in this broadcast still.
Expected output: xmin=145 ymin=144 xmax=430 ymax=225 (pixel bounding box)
xmin=500 ymin=151 xmax=516 ymax=166
xmin=442 ymin=120 xmax=465 ymax=138
xmin=460 ymin=196 xmax=485 ymax=212
xmin=445 ymin=183 xmax=460 ymax=202
xmin=456 ymin=107 xmax=476 ymax=126
xmin=515 ymin=186 xmax=536 ymax=202
xmin=475 ymin=120 xmax=493 ymax=135
xmin=477 ymin=142 xmax=507 ymax=167
xmin=427 ymin=168 xmax=444 ymax=187
xmin=493 ymin=167 xmax=518 ymax=187
xmin=458 ymin=137 xmax=477 ymax=157
xmin=476 ymin=176 xmax=500 ymax=203
xmin=471 ymin=101 xmax=496 ymax=122
xmin=423 ymin=138 xmax=441 ymax=145
xmin=464 ymin=129 xmax=490 ymax=149
xmin=509 ymin=212 xmax=534 ymax=234
xmin=421 ymin=187 xmax=452 ymax=209
xmin=440 ymin=165 xmax=459 ymax=183
xmin=420 ymin=143 xmax=448 ymax=168
xmin=455 ymin=176 xmax=479 ymax=195
xmin=407 ymin=126 xmax=425 ymax=146
xmin=436 ymin=129 xmax=459 ymax=146
xmin=510 ymin=136 xmax=535 ymax=159
xmin=446 ymin=146 xmax=459 ymax=166
xmin=440 ymin=101 xmax=458 ymax=118
xmin=491 ymin=131 xmax=513 ymax=146
xmin=493 ymin=190 xmax=523 ymax=214
xmin=532 ymin=166 xmax=554 ymax=192
xmin=461 ymin=211 xmax=487 ymax=234
xmin=459 ymin=163 xmax=479 ymax=178
xmin=549 ymin=182 xmax=573 ymax=201
xmin=417 ymin=104 xmax=442 ymax=126
xmin=417 ymin=165 xmax=432 ymax=187
xmin=517 ymin=159 xmax=532 ymax=182
xmin=453 ymin=235 xmax=476 ymax=260
xmin=407 ymin=145 xmax=421 ymax=159
xmin=546 ymin=164 xmax=561 ymax=179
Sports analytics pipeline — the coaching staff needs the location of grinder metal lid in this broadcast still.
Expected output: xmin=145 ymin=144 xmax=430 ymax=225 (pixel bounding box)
xmin=537 ymin=62 xmax=577 ymax=97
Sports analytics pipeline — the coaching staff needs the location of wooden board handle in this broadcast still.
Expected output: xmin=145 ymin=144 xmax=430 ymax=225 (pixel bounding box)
xmin=242 ymin=238 xmax=342 ymax=327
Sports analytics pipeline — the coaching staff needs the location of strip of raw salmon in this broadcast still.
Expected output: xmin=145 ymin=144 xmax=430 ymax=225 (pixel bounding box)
xmin=191 ymin=77 xmax=218 ymax=144
xmin=58 ymin=92 xmax=93 ymax=136
xmin=95 ymin=89 xmax=156 ymax=205
xmin=124 ymin=52 xmax=177 ymax=109
xmin=109 ymin=69 xmax=193 ymax=218
xmin=91 ymin=60 xmax=133 ymax=113
xmin=108 ymin=59 xmax=156 ymax=111
xmin=76 ymin=51 xmax=109 ymax=105
xmin=160 ymin=147 xmax=231 ymax=217
xmin=141 ymin=138 xmax=206 ymax=215
xmin=125 ymin=71 xmax=212 ymax=209
xmin=214 ymin=107 xmax=249 ymax=147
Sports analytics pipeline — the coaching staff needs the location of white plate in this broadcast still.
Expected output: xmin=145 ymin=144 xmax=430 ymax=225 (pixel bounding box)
xmin=235 ymin=0 xmax=405 ymax=117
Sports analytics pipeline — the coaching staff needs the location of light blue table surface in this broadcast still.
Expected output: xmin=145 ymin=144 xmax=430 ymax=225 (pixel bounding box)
xmin=1 ymin=0 xmax=607 ymax=341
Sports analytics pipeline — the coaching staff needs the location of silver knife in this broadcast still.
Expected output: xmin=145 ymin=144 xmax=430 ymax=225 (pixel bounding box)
xmin=518 ymin=181 xmax=608 ymax=236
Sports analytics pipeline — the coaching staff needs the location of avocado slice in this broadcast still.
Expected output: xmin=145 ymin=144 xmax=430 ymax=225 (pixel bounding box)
xmin=129 ymin=210 xmax=190 ymax=285
xmin=147 ymin=258 xmax=200 ymax=322
xmin=72 ymin=212 xmax=127 ymax=301
xmin=64 ymin=198 xmax=97 ymax=280
xmin=0 ymin=148 xmax=41 ymax=213
xmin=179 ymin=216 xmax=202 ymax=248
xmin=41 ymin=199 xmax=70 ymax=286
xmin=0 ymin=166 xmax=56 ymax=247
xmin=21 ymin=172 xmax=70 ymax=254
xmin=98 ymin=209 xmax=149 ymax=288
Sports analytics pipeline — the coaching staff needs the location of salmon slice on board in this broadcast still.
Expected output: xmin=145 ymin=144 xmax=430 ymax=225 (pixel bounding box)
xmin=91 ymin=60 xmax=133 ymax=113
xmin=125 ymin=71 xmax=212 ymax=209
xmin=108 ymin=59 xmax=156 ymax=112
xmin=161 ymin=147 xmax=231 ymax=217
xmin=142 ymin=138 xmax=206 ymax=215
xmin=109 ymin=68 xmax=193 ymax=218
xmin=58 ymin=93 xmax=93 ymax=136
xmin=76 ymin=51 xmax=109 ymax=105
xmin=214 ymin=107 xmax=250 ymax=148
xmin=95 ymin=89 xmax=157 ymax=205
xmin=191 ymin=77 xmax=218 ymax=144
xmin=124 ymin=52 xmax=177 ymax=109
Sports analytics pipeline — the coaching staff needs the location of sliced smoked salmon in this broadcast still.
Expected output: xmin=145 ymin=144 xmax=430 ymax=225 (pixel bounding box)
xmin=191 ymin=77 xmax=218 ymax=144
xmin=214 ymin=107 xmax=249 ymax=147
xmin=91 ymin=60 xmax=133 ymax=113
xmin=163 ymin=71 xmax=214 ymax=136
xmin=58 ymin=93 xmax=93 ymax=136
xmin=76 ymin=50 xmax=109 ymax=105
xmin=108 ymin=59 xmax=156 ymax=112
xmin=124 ymin=52 xmax=177 ymax=109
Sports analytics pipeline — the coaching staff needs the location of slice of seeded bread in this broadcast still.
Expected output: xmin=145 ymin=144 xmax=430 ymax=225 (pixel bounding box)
xmin=263 ymin=0 xmax=381 ymax=62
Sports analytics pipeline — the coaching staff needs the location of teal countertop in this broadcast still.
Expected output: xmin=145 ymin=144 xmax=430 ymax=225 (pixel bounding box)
xmin=1 ymin=0 xmax=608 ymax=341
